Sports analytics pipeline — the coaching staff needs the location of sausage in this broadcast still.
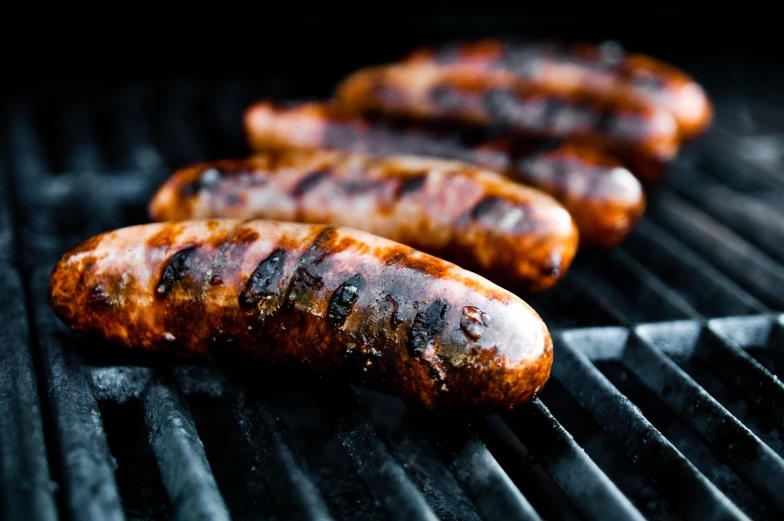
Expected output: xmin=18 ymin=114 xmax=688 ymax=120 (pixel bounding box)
xmin=47 ymin=219 xmax=553 ymax=409
xmin=403 ymin=39 xmax=713 ymax=140
xmin=148 ymin=149 xmax=579 ymax=293
xmin=333 ymin=62 xmax=680 ymax=182
xmin=244 ymin=100 xmax=645 ymax=248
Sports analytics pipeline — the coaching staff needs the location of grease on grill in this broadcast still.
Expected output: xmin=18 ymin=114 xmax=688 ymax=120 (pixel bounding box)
xmin=239 ymin=249 xmax=286 ymax=307
xmin=408 ymin=299 xmax=450 ymax=357
xmin=328 ymin=274 xmax=365 ymax=327
xmin=292 ymin=170 xmax=331 ymax=196
xmin=156 ymin=246 xmax=197 ymax=297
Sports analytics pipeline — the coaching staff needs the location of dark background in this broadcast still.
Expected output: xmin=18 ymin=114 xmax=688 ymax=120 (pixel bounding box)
xmin=3 ymin=3 xmax=781 ymax=89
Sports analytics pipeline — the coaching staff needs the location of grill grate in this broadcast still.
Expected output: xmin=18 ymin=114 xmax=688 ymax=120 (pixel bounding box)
xmin=1 ymin=80 xmax=783 ymax=521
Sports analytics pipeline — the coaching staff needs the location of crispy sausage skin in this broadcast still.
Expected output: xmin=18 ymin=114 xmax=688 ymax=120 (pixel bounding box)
xmin=334 ymin=62 xmax=679 ymax=182
xmin=404 ymin=39 xmax=713 ymax=141
xmin=244 ymin=100 xmax=645 ymax=248
xmin=48 ymin=219 xmax=553 ymax=409
xmin=149 ymin=150 xmax=578 ymax=293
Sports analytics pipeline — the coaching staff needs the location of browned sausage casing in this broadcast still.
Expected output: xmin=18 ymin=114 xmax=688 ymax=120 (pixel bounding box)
xmin=334 ymin=62 xmax=679 ymax=181
xmin=404 ymin=39 xmax=713 ymax=140
xmin=149 ymin=149 xmax=579 ymax=293
xmin=244 ymin=100 xmax=645 ymax=248
xmin=48 ymin=219 xmax=552 ymax=409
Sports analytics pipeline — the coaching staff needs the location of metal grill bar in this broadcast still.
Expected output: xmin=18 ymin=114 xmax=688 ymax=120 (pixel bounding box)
xmin=555 ymin=330 xmax=750 ymax=521
xmin=232 ymin=390 xmax=335 ymax=521
xmin=59 ymin=104 xmax=104 ymax=173
xmin=701 ymin=322 xmax=784 ymax=430
xmin=314 ymin=386 xmax=440 ymax=521
xmin=411 ymin=410 xmax=543 ymax=521
xmin=771 ymin=316 xmax=784 ymax=360
xmin=141 ymin=380 xmax=231 ymax=521
xmin=628 ymin=329 xmax=784 ymax=512
xmin=529 ymin=278 xmax=623 ymax=329
xmin=4 ymin=79 xmax=784 ymax=521
xmin=0 ymin=265 xmax=58 ymax=521
xmin=504 ymin=400 xmax=646 ymax=521
xmin=0 ymin=155 xmax=57 ymax=521
xmin=648 ymin=189 xmax=784 ymax=308
xmin=32 ymin=268 xmax=126 ymax=521
xmin=8 ymin=103 xmax=126 ymax=521
xmin=701 ymin=132 xmax=784 ymax=194
xmin=155 ymin=88 xmax=212 ymax=167
xmin=707 ymin=315 xmax=776 ymax=347
xmin=621 ymin=221 xmax=766 ymax=316
xmin=666 ymin=166 xmax=784 ymax=265
xmin=572 ymin=248 xmax=701 ymax=324
xmin=113 ymin=87 xmax=166 ymax=172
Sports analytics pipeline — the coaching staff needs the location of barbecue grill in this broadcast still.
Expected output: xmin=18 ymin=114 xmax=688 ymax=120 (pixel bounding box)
xmin=2 ymin=61 xmax=784 ymax=521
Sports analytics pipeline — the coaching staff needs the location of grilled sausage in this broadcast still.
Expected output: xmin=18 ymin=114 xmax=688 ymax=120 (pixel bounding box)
xmin=404 ymin=39 xmax=712 ymax=140
xmin=149 ymin=149 xmax=579 ymax=293
xmin=244 ymin=100 xmax=645 ymax=248
xmin=48 ymin=219 xmax=553 ymax=409
xmin=334 ymin=62 xmax=679 ymax=181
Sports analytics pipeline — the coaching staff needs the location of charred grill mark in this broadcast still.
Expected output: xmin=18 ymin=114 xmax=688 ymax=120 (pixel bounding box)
xmin=302 ymin=227 xmax=337 ymax=265
xmin=183 ymin=168 xmax=222 ymax=198
xmin=383 ymin=294 xmax=401 ymax=329
xmin=282 ymin=227 xmax=335 ymax=307
xmin=292 ymin=170 xmax=331 ymax=197
xmin=530 ymin=137 xmax=565 ymax=154
xmin=396 ymin=175 xmax=427 ymax=198
xmin=324 ymin=123 xmax=361 ymax=149
xmin=408 ymin=299 xmax=450 ymax=357
xmin=483 ymin=89 xmax=518 ymax=121
xmin=430 ymin=86 xmax=464 ymax=111
xmin=328 ymin=274 xmax=365 ymax=328
xmin=471 ymin=196 xmax=505 ymax=220
xmin=633 ymin=74 xmax=666 ymax=90
xmin=339 ymin=179 xmax=389 ymax=195
xmin=239 ymin=249 xmax=287 ymax=307
xmin=542 ymin=98 xmax=567 ymax=127
xmin=156 ymin=246 xmax=197 ymax=297
xmin=595 ymin=111 xmax=615 ymax=135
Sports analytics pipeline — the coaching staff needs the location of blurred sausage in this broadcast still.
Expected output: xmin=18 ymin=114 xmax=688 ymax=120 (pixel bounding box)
xmin=149 ymin=149 xmax=579 ymax=293
xmin=404 ymin=38 xmax=712 ymax=140
xmin=245 ymin=100 xmax=644 ymax=248
xmin=334 ymin=62 xmax=680 ymax=181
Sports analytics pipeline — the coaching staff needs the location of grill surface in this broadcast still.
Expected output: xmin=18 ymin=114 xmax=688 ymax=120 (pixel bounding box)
xmin=1 ymin=70 xmax=784 ymax=521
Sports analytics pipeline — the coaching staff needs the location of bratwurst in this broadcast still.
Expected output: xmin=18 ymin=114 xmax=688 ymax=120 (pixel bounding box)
xmin=403 ymin=39 xmax=712 ymax=140
xmin=244 ymin=100 xmax=645 ymax=248
xmin=149 ymin=149 xmax=579 ymax=293
xmin=334 ymin=62 xmax=680 ymax=181
xmin=48 ymin=219 xmax=552 ymax=409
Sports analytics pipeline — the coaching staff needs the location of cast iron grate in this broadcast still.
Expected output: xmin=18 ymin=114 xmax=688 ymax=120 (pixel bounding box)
xmin=1 ymin=79 xmax=783 ymax=521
